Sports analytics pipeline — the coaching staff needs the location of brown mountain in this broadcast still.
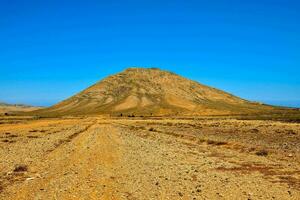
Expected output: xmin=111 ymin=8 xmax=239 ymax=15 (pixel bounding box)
xmin=33 ymin=68 xmax=285 ymax=116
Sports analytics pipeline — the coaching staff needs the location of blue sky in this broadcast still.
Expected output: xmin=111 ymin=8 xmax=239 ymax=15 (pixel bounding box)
xmin=0 ymin=0 xmax=299 ymax=107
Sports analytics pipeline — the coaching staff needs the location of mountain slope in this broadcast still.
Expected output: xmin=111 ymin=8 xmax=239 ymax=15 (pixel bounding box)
xmin=33 ymin=68 xmax=282 ymax=116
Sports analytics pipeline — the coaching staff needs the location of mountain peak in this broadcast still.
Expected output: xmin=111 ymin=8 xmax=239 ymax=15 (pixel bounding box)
xmin=123 ymin=67 xmax=162 ymax=72
xmin=121 ymin=67 xmax=174 ymax=76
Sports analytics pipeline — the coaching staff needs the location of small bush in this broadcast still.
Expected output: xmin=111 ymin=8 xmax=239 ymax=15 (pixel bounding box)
xmin=27 ymin=135 xmax=39 ymax=138
xmin=197 ymin=139 xmax=206 ymax=144
xmin=255 ymin=150 xmax=268 ymax=156
xmin=33 ymin=116 xmax=41 ymax=120
xmin=149 ymin=127 xmax=155 ymax=131
xmin=286 ymin=130 xmax=296 ymax=135
xmin=8 ymin=134 xmax=18 ymax=138
xmin=206 ymin=140 xmax=215 ymax=145
xmin=250 ymin=128 xmax=259 ymax=133
xmin=206 ymin=140 xmax=227 ymax=146
xmin=13 ymin=164 xmax=28 ymax=172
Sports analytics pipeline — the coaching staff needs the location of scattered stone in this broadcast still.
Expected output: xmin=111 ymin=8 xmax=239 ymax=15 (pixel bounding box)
xmin=26 ymin=177 xmax=35 ymax=181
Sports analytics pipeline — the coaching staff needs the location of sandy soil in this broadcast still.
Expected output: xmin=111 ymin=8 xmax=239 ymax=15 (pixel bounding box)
xmin=0 ymin=117 xmax=299 ymax=199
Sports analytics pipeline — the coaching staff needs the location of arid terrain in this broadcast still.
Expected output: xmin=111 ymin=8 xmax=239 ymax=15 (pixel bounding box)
xmin=0 ymin=116 xmax=299 ymax=199
xmin=1 ymin=68 xmax=300 ymax=199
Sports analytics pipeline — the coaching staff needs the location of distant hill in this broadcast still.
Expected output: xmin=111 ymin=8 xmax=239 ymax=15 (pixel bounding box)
xmin=31 ymin=67 xmax=298 ymax=117
xmin=0 ymin=102 xmax=42 ymax=115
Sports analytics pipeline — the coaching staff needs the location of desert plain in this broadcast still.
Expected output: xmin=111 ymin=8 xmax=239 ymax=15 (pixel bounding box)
xmin=0 ymin=115 xmax=299 ymax=200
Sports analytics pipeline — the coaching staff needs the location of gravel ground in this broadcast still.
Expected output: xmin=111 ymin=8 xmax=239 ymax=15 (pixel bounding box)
xmin=0 ymin=117 xmax=299 ymax=199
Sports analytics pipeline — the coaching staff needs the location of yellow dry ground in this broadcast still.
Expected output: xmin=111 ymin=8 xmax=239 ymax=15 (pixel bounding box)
xmin=0 ymin=117 xmax=300 ymax=199
xmin=2 ymin=120 xmax=124 ymax=199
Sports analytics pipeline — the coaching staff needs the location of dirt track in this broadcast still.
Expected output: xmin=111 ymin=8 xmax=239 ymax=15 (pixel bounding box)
xmin=0 ymin=117 xmax=299 ymax=199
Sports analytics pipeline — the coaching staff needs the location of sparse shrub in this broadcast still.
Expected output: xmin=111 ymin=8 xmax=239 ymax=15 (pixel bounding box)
xmin=149 ymin=127 xmax=155 ymax=131
xmin=13 ymin=164 xmax=28 ymax=172
xmin=8 ymin=134 xmax=18 ymax=138
xmin=206 ymin=140 xmax=215 ymax=145
xmin=197 ymin=139 xmax=206 ymax=144
xmin=255 ymin=150 xmax=268 ymax=156
xmin=286 ymin=129 xmax=296 ymax=135
xmin=27 ymin=135 xmax=39 ymax=138
xmin=33 ymin=116 xmax=41 ymax=120
xmin=248 ymin=147 xmax=256 ymax=152
xmin=250 ymin=128 xmax=259 ymax=133
xmin=215 ymin=141 xmax=228 ymax=146
xmin=206 ymin=140 xmax=227 ymax=146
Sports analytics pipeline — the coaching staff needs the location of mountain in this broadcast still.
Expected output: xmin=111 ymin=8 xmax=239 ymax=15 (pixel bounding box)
xmin=32 ymin=67 xmax=291 ymax=116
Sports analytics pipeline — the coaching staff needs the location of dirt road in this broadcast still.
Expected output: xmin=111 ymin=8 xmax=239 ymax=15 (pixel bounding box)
xmin=0 ymin=117 xmax=299 ymax=199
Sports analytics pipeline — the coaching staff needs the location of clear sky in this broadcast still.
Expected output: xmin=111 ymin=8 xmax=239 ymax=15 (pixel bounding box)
xmin=0 ymin=0 xmax=299 ymax=107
